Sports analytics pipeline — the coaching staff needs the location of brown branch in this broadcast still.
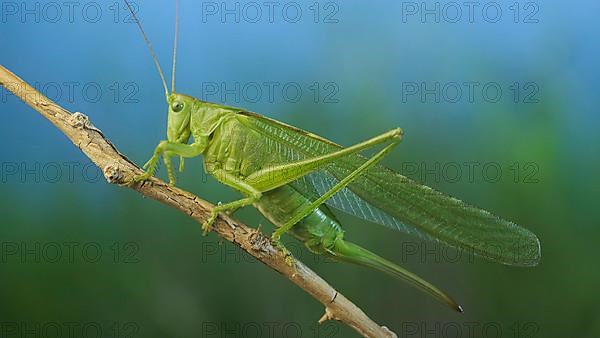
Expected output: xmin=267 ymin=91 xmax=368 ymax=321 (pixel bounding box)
xmin=0 ymin=65 xmax=398 ymax=338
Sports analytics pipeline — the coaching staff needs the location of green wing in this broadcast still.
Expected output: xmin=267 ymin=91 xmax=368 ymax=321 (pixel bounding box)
xmin=238 ymin=111 xmax=541 ymax=267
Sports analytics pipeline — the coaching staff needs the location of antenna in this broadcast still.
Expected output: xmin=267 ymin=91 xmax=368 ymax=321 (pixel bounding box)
xmin=171 ymin=0 xmax=180 ymax=93
xmin=123 ymin=0 xmax=169 ymax=97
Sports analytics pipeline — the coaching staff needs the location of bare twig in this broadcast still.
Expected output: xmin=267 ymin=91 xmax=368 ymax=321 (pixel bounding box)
xmin=0 ymin=65 xmax=398 ymax=338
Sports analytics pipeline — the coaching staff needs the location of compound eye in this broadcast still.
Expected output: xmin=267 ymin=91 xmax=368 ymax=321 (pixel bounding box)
xmin=172 ymin=102 xmax=185 ymax=112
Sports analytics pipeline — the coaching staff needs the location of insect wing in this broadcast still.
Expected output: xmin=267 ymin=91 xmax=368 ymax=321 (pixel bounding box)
xmin=238 ymin=111 xmax=541 ymax=267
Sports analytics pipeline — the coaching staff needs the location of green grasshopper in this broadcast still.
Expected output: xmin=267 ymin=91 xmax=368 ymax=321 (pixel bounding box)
xmin=124 ymin=0 xmax=540 ymax=312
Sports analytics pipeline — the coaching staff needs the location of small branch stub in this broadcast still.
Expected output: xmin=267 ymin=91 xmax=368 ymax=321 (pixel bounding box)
xmin=319 ymin=307 xmax=335 ymax=324
xmin=103 ymin=162 xmax=125 ymax=184
xmin=68 ymin=112 xmax=91 ymax=129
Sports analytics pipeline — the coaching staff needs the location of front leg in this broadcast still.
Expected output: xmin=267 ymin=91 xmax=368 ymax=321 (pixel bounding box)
xmin=133 ymin=142 xmax=164 ymax=183
xmin=134 ymin=140 xmax=206 ymax=185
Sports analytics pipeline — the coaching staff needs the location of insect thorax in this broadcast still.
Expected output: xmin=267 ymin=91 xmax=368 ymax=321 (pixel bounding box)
xmin=202 ymin=114 xmax=277 ymax=180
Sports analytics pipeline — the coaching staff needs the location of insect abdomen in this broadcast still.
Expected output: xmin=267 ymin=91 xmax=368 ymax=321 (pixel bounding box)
xmin=255 ymin=185 xmax=344 ymax=254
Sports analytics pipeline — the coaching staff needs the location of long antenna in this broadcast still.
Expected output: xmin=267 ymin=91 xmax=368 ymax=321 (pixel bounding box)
xmin=171 ymin=0 xmax=180 ymax=93
xmin=123 ymin=0 xmax=169 ymax=97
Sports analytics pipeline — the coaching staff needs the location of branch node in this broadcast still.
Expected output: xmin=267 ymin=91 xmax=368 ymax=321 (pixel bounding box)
xmin=69 ymin=111 xmax=102 ymax=134
xmin=103 ymin=162 xmax=126 ymax=185
xmin=249 ymin=227 xmax=273 ymax=254
xmin=248 ymin=224 xmax=263 ymax=242
xmin=68 ymin=112 xmax=91 ymax=129
xmin=319 ymin=307 xmax=335 ymax=324
xmin=381 ymin=326 xmax=399 ymax=338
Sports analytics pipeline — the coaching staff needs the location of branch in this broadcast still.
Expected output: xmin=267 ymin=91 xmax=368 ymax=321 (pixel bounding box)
xmin=0 ymin=65 xmax=397 ymax=338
